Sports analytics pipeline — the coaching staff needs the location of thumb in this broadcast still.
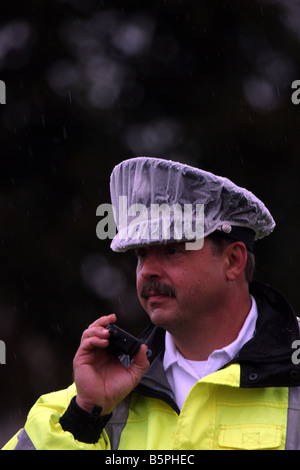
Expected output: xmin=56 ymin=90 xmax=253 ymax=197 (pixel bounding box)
xmin=128 ymin=344 xmax=150 ymax=382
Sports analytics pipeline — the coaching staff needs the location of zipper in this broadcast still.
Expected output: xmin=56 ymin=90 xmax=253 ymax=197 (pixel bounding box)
xmin=135 ymin=382 xmax=180 ymax=414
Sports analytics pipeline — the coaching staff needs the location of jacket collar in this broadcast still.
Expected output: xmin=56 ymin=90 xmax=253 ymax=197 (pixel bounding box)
xmin=238 ymin=281 xmax=300 ymax=387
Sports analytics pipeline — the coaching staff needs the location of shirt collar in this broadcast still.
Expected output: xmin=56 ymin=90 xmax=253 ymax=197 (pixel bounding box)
xmin=163 ymin=295 xmax=258 ymax=373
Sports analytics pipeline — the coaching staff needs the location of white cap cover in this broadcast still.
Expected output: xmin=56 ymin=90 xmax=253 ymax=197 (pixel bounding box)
xmin=109 ymin=157 xmax=275 ymax=252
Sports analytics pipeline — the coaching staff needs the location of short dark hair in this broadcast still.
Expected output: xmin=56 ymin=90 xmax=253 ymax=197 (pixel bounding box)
xmin=207 ymin=232 xmax=256 ymax=283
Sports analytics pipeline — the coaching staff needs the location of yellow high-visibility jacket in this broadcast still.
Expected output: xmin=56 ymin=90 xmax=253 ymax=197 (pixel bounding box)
xmin=3 ymin=281 xmax=300 ymax=450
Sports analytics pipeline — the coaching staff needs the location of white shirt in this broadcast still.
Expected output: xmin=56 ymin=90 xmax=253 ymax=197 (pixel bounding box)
xmin=163 ymin=296 xmax=258 ymax=410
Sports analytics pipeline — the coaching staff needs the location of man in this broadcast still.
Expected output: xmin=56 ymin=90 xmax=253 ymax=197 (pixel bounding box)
xmin=3 ymin=157 xmax=300 ymax=450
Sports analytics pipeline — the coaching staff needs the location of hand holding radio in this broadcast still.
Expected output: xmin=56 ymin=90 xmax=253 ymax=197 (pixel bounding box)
xmin=73 ymin=313 xmax=150 ymax=416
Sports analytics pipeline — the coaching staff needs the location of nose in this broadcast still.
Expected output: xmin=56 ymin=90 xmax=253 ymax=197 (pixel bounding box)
xmin=138 ymin=250 xmax=163 ymax=280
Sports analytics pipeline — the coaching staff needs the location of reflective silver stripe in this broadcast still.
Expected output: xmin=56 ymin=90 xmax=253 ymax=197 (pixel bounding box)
xmin=286 ymin=386 xmax=300 ymax=449
xmin=104 ymin=395 xmax=131 ymax=450
xmin=14 ymin=429 xmax=36 ymax=450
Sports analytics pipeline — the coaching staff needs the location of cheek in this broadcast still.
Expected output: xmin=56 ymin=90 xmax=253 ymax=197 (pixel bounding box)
xmin=135 ymin=269 xmax=146 ymax=305
xmin=136 ymin=268 xmax=142 ymax=292
xmin=172 ymin=271 xmax=193 ymax=299
xmin=175 ymin=264 xmax=220 ymax=299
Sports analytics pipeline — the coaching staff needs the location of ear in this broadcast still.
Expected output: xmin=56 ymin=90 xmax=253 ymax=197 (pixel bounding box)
xmin=224 ymin=242 xmax=248 ymax=281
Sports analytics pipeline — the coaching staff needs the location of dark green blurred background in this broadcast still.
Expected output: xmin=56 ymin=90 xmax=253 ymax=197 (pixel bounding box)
xmin=0 ymin=0 xmax=299 ymax=445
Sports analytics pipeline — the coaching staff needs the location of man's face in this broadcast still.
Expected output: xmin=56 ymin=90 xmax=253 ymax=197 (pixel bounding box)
xmin=135 ymin=239 xmax=227 ymax=333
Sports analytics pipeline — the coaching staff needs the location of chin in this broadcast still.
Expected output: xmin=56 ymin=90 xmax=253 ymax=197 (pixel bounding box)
xmin=147 ymin=307 xmax=175 ymax=330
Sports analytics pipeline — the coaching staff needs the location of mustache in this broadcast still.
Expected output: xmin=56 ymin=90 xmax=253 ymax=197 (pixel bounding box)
xmin=140 ymin=279 xmax=176 ymax=299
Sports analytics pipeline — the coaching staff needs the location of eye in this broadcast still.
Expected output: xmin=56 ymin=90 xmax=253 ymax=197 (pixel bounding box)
xmin=166 ymin=244 xmax=183 ymax=255
xmin=135 ymin=247 xmax=148 ymax=259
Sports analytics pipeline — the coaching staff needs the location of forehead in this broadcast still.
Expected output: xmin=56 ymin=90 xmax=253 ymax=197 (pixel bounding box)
xmin=134 ymin=239 xmax=213 ymax=255
xmin=135 ymin=241 xmax=185 ymax=251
